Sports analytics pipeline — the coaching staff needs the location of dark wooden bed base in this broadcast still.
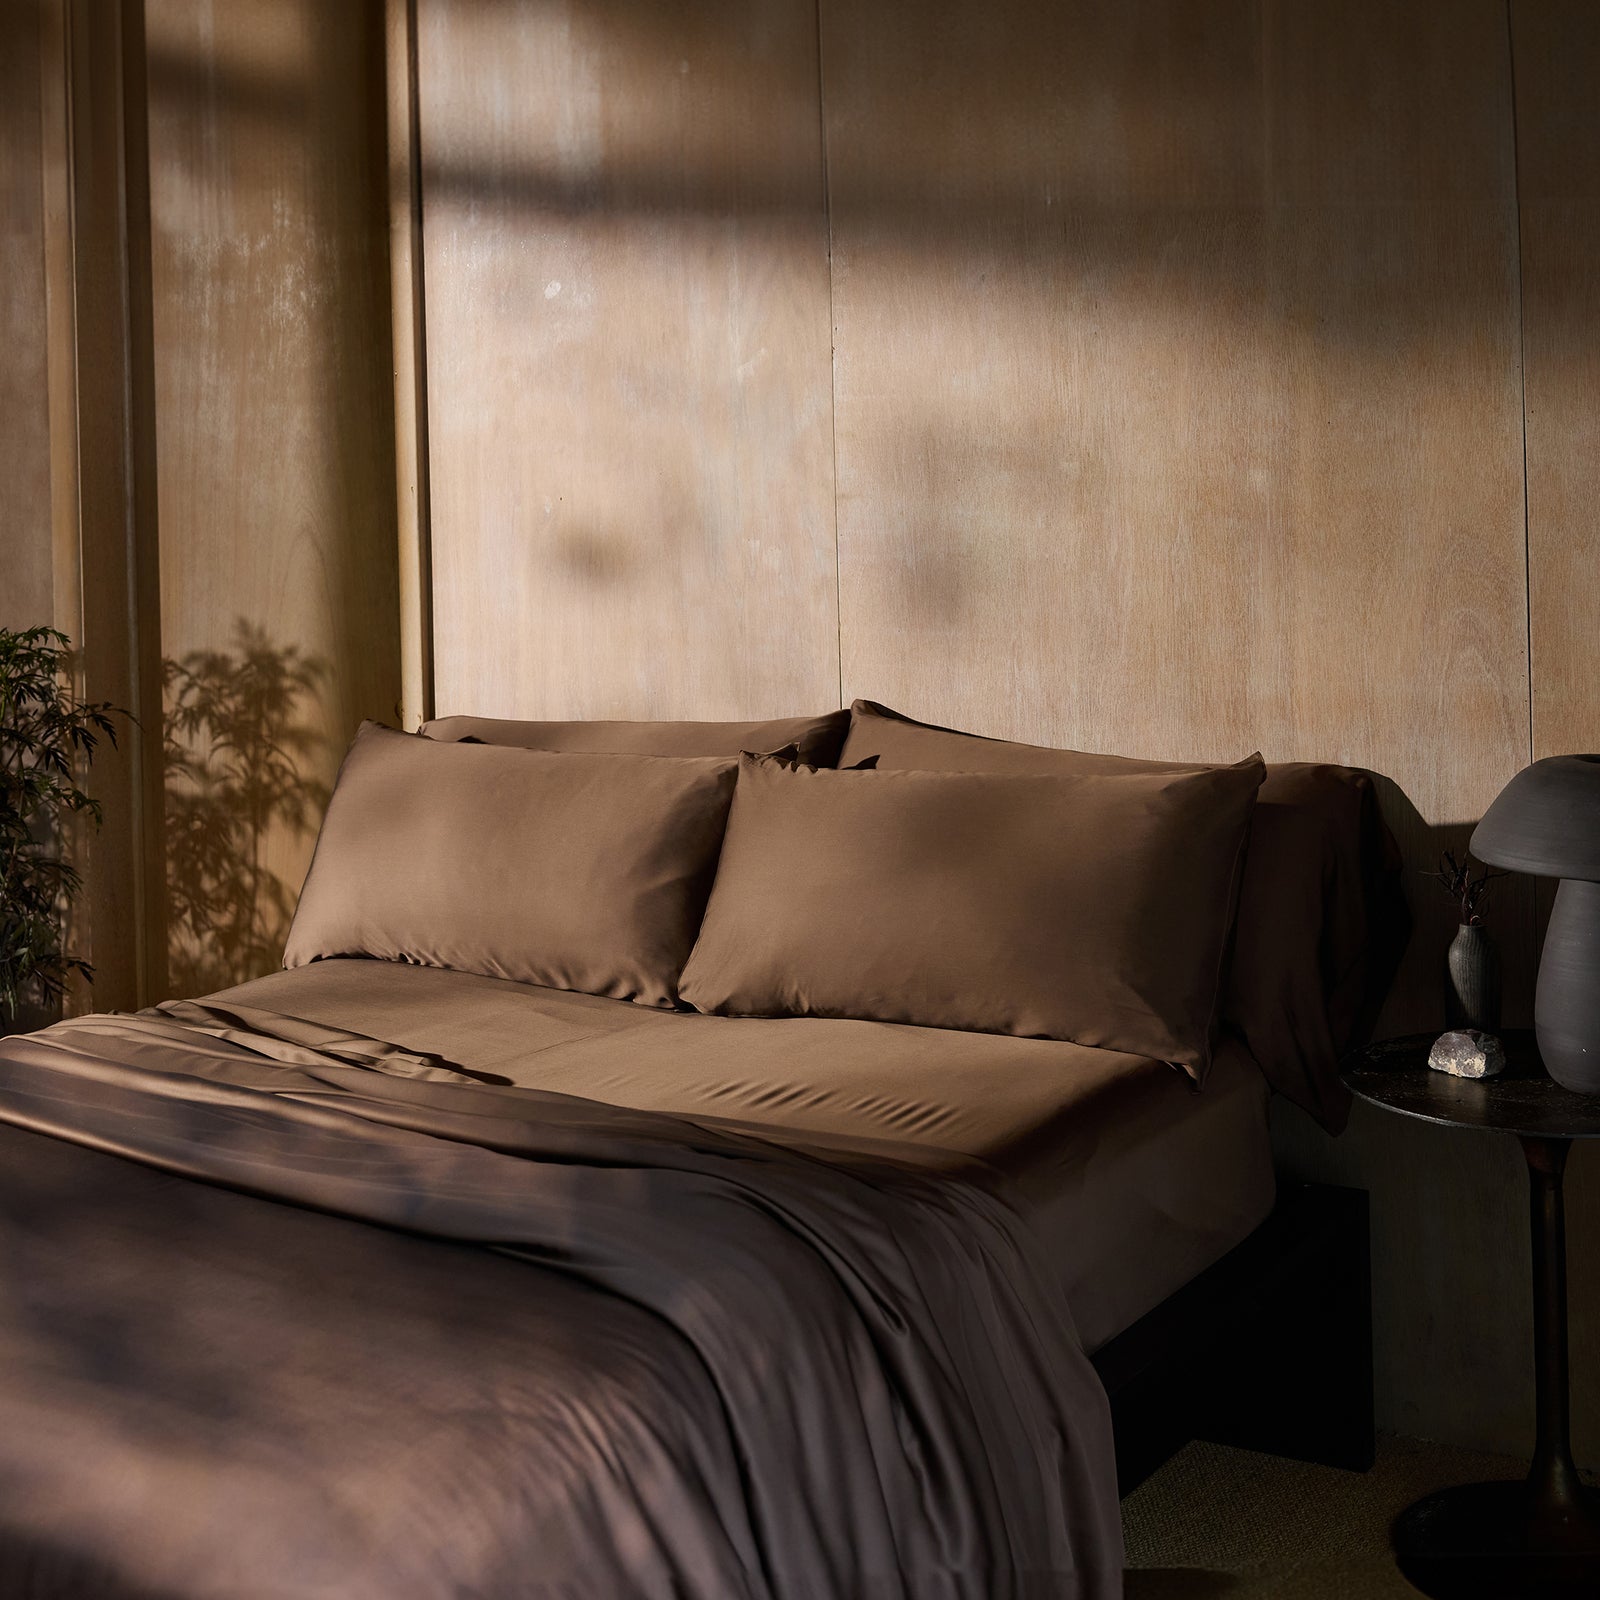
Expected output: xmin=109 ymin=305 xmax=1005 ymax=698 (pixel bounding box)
xmin=1091 ymin=1181 xmax=1374 ymax=1496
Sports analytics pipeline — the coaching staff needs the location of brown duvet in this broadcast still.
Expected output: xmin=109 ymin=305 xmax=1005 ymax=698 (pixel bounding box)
xmin=0 ymin=1001 xmax=1123 ymax=1599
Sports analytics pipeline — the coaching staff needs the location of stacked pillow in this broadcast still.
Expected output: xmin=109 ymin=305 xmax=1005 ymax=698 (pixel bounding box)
xmin=420 ymin=710 xmax=850 ymax=766
xmin=835 ymin=699 xmax=1406 ymax=1123
xmin=288 ymin=713 xmax=850 ymax=1009
xmin=284 ymin=724 xmax=740 ymax=1008
xmin=678 ymin=748 xmax=1264 ymax=1075
xmin=286 ymin=705 xmax=1279 ymax=1078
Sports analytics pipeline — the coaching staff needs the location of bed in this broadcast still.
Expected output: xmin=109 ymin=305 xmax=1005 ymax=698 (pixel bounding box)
xmin=180 ymin=955 xmax=1280 ymax=1358
xmin=0 ymin=702 xmax=1404 ymax=1600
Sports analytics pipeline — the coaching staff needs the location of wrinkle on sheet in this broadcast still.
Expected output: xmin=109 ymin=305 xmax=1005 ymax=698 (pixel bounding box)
xmin=0 ymin=1007 xmax=1123 ymax=1600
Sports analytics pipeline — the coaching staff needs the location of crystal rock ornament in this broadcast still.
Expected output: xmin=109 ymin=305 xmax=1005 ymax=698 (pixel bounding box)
xmin=1428 ymin=1029 xmax=1506 ymax=1080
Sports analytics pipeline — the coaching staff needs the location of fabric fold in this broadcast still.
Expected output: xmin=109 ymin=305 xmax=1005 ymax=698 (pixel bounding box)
xmin=0 ymin=1007 xmax=1122 ymax=1600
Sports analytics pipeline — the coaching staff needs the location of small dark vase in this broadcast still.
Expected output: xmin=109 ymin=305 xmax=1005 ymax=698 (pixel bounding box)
xmin=1446 ymin=922 xmax=1501 ymax=1032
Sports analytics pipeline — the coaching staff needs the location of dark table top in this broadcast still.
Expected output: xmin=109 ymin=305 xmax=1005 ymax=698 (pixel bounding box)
xmin=1342 ymin=1031 xmax=1600 ymax=1140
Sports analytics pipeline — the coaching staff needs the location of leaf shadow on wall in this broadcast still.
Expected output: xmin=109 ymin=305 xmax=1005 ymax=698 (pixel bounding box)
xmin=163 ymin=622 xmax=330 ymax=996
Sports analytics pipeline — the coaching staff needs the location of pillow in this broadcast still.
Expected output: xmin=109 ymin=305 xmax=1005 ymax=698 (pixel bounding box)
xmin=678 ymin=748 xmax=1266 ymax=1072
xmin=284 ymin=723 xmax=738 ymax=1007
xmin=420 ymin=709 xmax=849 ymax=766
xmin=840 ymin=700 xmax=1407 ymax=1127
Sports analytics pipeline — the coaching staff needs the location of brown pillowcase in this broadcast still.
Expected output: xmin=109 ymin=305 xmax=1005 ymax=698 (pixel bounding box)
xmin=840 ymin=700 xmax=1406 ymax=1127
xmin=421 ymin=710 xmax=849 ymax=767
xmin=678 ymin=749 xmax=1266 ymax=1072
xmin=284 ymin=723 xmax=738 ymax=1007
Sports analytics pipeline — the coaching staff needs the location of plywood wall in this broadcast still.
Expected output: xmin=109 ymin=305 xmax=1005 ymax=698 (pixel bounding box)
xmin=1518 ymin=0 xmax=1600 ymax=765
xmin=822 ymin=0 xmax=1530 ymax=1042
xmin=145 ymin=0 xmax=401 ymax=994
xmin=0 ymin=0 xmax=55 ymax=633
xmin=416 ymin=0 xmax=840 ymax=721
xmin=1517 ymin=0 xmax=1600 ymax=1459
xmin=9 ymin=0 xmax=171 ymax=1016
xmin=407 ymin=0 xmax=1600 ymax=1463
xmin=1278 ymin=0 xmax=1600 ymax=1470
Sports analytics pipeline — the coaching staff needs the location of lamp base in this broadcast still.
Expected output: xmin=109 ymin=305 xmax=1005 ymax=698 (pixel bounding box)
xmin=1394 ymin=1480 xmax=1600 ymax=1599
xmin=1537 ymin=879 xmax=1600 ymax=1096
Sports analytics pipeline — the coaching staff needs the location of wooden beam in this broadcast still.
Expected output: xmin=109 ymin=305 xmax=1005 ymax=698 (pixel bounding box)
xmin=39 ymin=0 xmax=81 ymax=659
xmin=38 ymin=0 xmax=167 ymax=1011
xmin=386 ymin=0 xmax=434 ymax=729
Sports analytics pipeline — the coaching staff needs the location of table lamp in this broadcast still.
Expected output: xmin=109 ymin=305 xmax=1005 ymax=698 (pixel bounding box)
xmin=1471 ymin=755 xmax=1600 ymax=1094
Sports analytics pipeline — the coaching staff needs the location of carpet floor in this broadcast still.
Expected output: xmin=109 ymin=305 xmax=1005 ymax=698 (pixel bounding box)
xmin=1122 ymin=1433 xmax=1569 ymax=1598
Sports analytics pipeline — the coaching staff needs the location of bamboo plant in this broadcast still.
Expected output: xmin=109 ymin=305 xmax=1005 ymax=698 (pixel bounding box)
xmin=0 ymin=626 xmax=119 ymax=1027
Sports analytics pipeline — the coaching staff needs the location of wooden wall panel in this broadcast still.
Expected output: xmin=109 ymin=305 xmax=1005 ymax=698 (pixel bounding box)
xmin=823 ymin=0 xmax=1273 ymax=763
xmin=145 ymin=0 xmax=400 ymax=994
xmin=824 ymin=0 xmax=1526 ymax=837
xmin=402 ymin=0 xmax=1577 ymax=1465
xmin=0 ymin=0 xmax=55 ymax=632
xmin=1245 ymin=0 xmax=1548 ymax=1462
xmin=1513 ymin=0 xmax=1600 ymax=1467
xmin=1 ymin=0 xmax=171 ymax=1017
xmin=1279 ymin=0 xmax=1600 ymax=1472
xmin=1260 ymin=0 xmax=1534 ymax=1037
xmin=1517 ymin=0 xmax=1600 ymax=763
xmin=50 ymin=0 xmax=169 ymax=1013
xmin=386 ymin=0 xmax=435 ymax=729
xmin=821 ymin=0 xmax=1540 ymax=1458
xmin=822 ymin=0 xmax=1532 ymax=1036
xmin=417 ymin=0 xmax=839 ymax=721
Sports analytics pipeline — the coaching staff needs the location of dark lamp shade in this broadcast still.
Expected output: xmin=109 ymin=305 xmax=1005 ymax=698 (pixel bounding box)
xmin=1470 ymin=755 xmax=1600 ymax=881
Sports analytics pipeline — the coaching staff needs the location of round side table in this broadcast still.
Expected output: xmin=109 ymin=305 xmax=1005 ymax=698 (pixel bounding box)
xmin=1343 ymin=1031 xmax=1600 ymax=1599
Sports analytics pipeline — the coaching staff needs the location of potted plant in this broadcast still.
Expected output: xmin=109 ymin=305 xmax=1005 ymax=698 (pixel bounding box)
xmin=0 ymin=626 xmax=120 ymax=1033
xmin=1429 ymin=848 xmax=1507 ymax=1032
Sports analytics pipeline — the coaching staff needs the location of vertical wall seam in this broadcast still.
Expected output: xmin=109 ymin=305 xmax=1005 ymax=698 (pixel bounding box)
xmin=117 ymin=0 xmax=167 ymax=1006
xmin=1506 ymin=0 xmax=1534 ymax=767
xmin=814 ymin=0 xmax=844 ymax=710
xmin=387 ymin=0 xmax=435 ymax=727
xmin=41 ymin=0 xmax=85 ymax=659
xmin=39 ymin=0 xmax=91 ymax=1013
xmin=406 ymin=0 xmax=435 ymax=723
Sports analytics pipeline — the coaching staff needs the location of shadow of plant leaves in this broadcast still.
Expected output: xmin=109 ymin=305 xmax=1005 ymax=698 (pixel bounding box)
xmin=163 ymin=621 xmax=329 ymax=995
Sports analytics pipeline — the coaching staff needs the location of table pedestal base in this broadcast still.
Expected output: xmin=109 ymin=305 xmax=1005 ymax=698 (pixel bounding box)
xmin=1395 ymin=1480 xmax=1600 ymax=1599
xmin=1395 ymin=1135 xmax=1600 ymax=1597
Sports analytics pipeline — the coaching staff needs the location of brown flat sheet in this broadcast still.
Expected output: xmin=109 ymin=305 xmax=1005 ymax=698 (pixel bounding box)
xmin=215 ymin=960 xmax=1276 ymax=1351
xmin=0 ymin=1001 xmax=1122 ymax=1599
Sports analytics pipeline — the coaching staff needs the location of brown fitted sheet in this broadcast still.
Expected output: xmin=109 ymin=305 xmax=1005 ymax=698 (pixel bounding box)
xmin=216 ymin=959 xmax=1275 ymax=1352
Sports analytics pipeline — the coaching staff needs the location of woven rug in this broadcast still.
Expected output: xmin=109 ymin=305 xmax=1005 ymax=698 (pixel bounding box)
xmin=1122 ymin=1434 xmax=1560 ymax=1598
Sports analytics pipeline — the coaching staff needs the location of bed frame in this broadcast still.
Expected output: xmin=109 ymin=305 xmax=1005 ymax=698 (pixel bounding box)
xmin=1091 ymin=1180 xmax=1374 ymax=1495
